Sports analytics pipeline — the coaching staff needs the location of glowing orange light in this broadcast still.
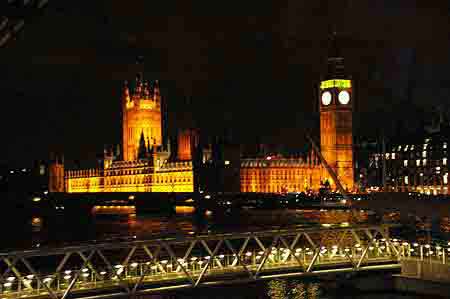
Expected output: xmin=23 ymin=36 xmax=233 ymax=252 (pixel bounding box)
xmin=175 ymin=206 xmax=195 ymax=214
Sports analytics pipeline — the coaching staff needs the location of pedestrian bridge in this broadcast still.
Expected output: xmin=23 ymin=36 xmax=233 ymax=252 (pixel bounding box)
xmin=0 ymin=224 xmax=447 ymax=299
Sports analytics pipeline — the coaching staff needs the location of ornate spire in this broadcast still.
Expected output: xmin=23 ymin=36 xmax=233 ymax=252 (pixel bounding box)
xmin=123 ymin=80 xmax=130 ymax=101
xmin=138 ymin=131 xmax=147 ymax=160
xmin=329 ymin=31 xmax=341 ymax=59
xmin=326 ymin=32 xmax=346 ymax=79
xmin=148 ymin=142 xmax=154 ymax=167
xmin=153 ymin=80 xmax=160 ymax=101
xmin=143 ymin=81 xmax=150 ymax=98
xmin=135 ymin=75 xmax=142 ymax=96
xmin=147 ymin=137 xmax=151 ymax=154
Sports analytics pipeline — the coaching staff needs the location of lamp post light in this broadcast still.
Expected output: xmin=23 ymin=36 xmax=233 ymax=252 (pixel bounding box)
xmin=99 ymin=271 xmax=107 ymax=283
xmin=43 ymin=277 xmax=52 ymax=291
xmin=81 ymin=272 xmax=90 ymax=284
xmin=3 ymin=282 xmax=12 ymax=293
xmin=114 ymin=265 xmax=124 ymax=277
xmin=190 ymin=257 xmax=198 ymax=271
xmin=218 ymin=254 xmax=225 ymax=267
xmin=130 ymin=262 xmax=139 ymax=277
xmin=160 ymin=260 xmax=168 ymax=274
xmin=80 ymin=268 xmax=89 ymax=283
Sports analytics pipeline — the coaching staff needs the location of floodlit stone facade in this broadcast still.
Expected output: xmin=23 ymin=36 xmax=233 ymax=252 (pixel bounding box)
xmin=58 ymin=35 xmax=355 ymax=194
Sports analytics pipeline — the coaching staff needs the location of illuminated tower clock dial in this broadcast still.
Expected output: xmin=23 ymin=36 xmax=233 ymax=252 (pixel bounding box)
xmin=338 ymin=90 xmax=350 ymax=105
xmin=321 ymin=91 xmax=332 ymax=106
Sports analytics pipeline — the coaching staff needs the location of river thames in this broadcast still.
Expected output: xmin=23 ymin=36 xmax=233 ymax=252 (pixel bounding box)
xmin=4 ymin=207 xmax=378 ymax=250
xmin=1 ymin=207 xmax=448 ymax=299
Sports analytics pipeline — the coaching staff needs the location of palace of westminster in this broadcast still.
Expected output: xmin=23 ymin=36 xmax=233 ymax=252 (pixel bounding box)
xmin=49 ymin=40 xmax=355 ymax=194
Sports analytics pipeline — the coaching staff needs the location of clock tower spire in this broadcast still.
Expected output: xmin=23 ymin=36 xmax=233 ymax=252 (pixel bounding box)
xmin=319 ymin=33 xmax=354 ymax=191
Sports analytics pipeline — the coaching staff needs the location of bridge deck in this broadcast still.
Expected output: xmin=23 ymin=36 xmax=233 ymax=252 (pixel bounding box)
xmin=0 ymin=224 xmax=447 ymax=299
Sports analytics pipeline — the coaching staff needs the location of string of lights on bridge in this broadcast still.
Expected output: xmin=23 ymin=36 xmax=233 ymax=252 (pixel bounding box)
xmin=0 ymin=226 xmax=449 ymax=299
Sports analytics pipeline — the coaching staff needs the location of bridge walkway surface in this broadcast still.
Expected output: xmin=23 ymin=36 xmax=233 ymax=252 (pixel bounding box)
xmin=0 ymin=224 xmax=447 ymax=299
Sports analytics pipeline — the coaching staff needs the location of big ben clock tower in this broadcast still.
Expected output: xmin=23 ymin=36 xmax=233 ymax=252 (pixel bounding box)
xmin=319 ymin=34 xmax=354 ymax=191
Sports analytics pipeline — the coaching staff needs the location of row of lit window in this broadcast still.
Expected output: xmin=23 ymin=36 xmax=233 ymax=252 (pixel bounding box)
xmin=242 ymin=185 xmax=303 ymax=192
xmin=241 ymin=169 xmax=315 ymax=176
xmin=403 ymin=158 xmax=448 ymax=167
xmin=395 ymin=142 xmax=447 ymax=152
xmin=387 ymin=150 xmax=448 ymax=161
xmin=399 ymin=186 xmax=450 ymax=195
xmin=242 ymin=173 xmax=303 ymax=178
xmin=403 ymin=172 xmax=448 ymax=185
xmin=241 ymin=178 xmax=303 ymax=183
xmin=101 ymin=176 xmax=192 ymax=185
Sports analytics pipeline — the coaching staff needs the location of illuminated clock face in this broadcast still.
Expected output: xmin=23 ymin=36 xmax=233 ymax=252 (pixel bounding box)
xmin=321 ymin=91 xmax=332 ymax=106
xmin=338 ymin=90 xmax=350 ymax=105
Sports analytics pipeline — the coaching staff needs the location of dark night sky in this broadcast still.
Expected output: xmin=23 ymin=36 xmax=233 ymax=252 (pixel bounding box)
xmin=1 ymin=0 xmax=450 ymax=166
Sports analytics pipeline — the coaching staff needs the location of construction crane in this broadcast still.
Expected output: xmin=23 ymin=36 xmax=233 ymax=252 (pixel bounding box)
xmin=0 ymin=0 xmax=49 ymax=48
xmin=306 ymin=134 xmax=351 ymax=201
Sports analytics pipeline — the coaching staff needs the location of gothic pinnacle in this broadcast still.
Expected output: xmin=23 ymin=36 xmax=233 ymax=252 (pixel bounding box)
xmin=143 ymin=81 xmax=149 ymax=98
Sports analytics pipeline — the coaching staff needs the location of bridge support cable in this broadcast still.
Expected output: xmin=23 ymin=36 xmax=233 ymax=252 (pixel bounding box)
xmin=303 ymin=232 xmax=317 ymax=250
xmin=142 ymin=245 xmax=165 ymax=273
xmin=161 ymin=242 xmax=195 ymax=285
xmin=377 ymin=228 xmax=400 ymax=257
xmin=95 ymin=249 xmax=131 ymax=294
xmin=254 ymin=236 xmax=280 ymax=279
xmin=279 ymin=234 xmax=302 ymax=264
xmin=20 ymin=257 xmax=59 ymax=299
xmin=1 ymin=257 xmax=22 ymax=282
xmin=231 ymin=237 xmax=250 ymax=267
xmin=78 ymin=251 xmax=103 ymax=281
xmin=224 ymin=239 xmax=254 ymax=279
xmin=306 ymin=250 xmax=320 ymax=273
xmin=201 ymin=240 xmax=224 ymax=269
xmin=175 ymin=241 xmax=196 ymax=273
xmin=55 ymin=252 xmax=72 ymax=275
xmin=356 ymin=230 xmax=381 ymax=269
xmin=61 ymin=250 xmax=96 ymax=299
xmin=0 ymin=225 xmax=424 ymax=299
xmin=131 ymin=246 xmax=162 ymax=295
xmin=195 ymin=240 xmax=223 ymax=287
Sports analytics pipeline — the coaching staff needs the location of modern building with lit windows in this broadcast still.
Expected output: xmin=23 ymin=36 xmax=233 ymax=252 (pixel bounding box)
xmin=374 ymin=127 xmax=450 ymax=195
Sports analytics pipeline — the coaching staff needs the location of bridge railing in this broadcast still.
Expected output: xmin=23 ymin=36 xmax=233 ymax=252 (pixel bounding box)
xmin=0 ymin=225 xmax=436 ymax=299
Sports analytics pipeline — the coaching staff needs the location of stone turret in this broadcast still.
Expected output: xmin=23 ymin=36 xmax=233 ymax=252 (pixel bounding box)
xmin=49 ymin=153 xmax=65 ymax=193
xmin=122 ymin=78 xmax=163 ymax=161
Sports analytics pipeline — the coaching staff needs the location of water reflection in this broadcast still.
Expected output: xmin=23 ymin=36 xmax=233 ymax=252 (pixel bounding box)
xmin=441 ymin=217 xmax=450 ymax=232
xmin=1 ymin=205 xmax=448 ymax=251
xmin=156 ymin=278 xmax=438 ymax=299
xmin=1 ymin=208 xmax=377 ymax=250
xmin=268 ymin=280 xmax=321 ymax=299
xmin=265 ymin=278 xmax=439 ymax=299
xmin=30 ymin=216 xmax=43 ymax=232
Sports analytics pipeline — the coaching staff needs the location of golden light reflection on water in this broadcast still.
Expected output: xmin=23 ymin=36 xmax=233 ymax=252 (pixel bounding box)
xmin=175 ymin=206 xmax=196 ymax=214
xmin=118 ymin=213 xmax=195 ymax=239
xmin=318 ymin=209 xmax=368 ymax=224
xmin=92 ymin=205 xmax=136 ymax=214
xmin=31 ymin=217 xmax=43 ymax=232
xmin=31 ymin=217 xmax=42 ymax=226
xmin=441 ymin=217 xmax=450 ymax=232
xmin=267 ymin=279 xmax=321 ymax=299
xmin=19 ymin=206 xmax=450 ymax=251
